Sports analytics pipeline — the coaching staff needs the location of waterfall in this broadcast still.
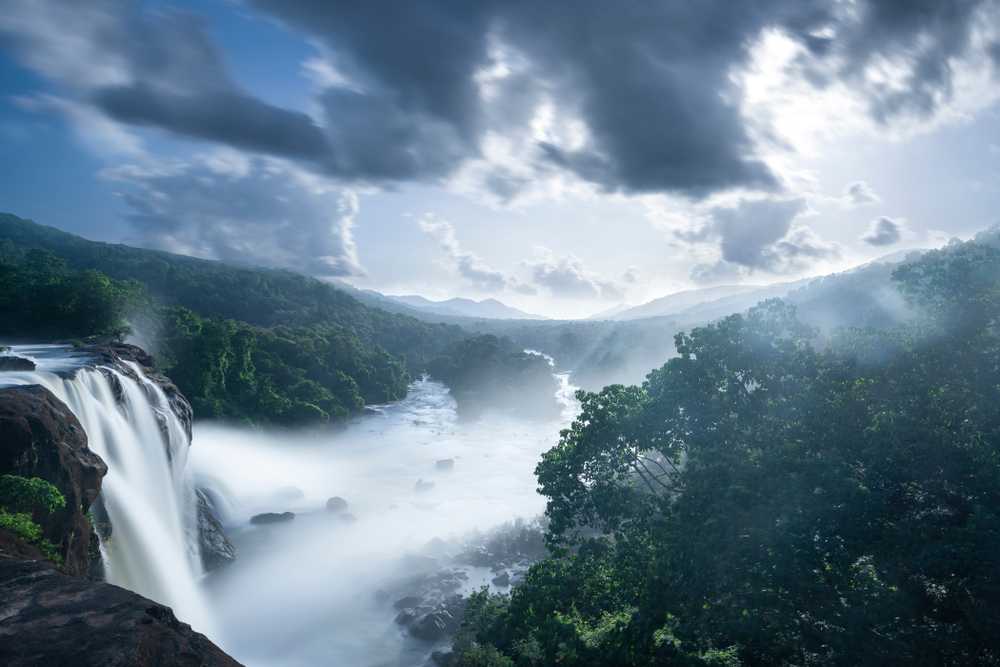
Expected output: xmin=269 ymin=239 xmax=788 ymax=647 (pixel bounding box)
xmin=0 ymin=345 xmax=212 ymax=633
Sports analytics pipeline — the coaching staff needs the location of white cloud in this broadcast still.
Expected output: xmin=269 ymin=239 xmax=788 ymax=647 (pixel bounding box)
xmin=102 ymin=154 xmax=363 ymax=277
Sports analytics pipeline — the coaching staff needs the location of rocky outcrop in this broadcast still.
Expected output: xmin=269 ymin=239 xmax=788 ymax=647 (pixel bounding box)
xmin=250 ymin=512 xmax=295 ymax=525
xmin=0 ymin=385 xmax=107 ymax=576
xmin=83 ymin=342 xmax=193 ymax=441
xmin=0 ymin=355 xmax=35 ymax=371
xmin=196 ymin=490 xmax=236 ymax=572
xmin=0 ymin=558 xmax=242 ymax=667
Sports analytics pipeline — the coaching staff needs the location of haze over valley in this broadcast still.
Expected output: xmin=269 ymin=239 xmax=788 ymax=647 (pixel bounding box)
xmin=2 ymin=2 xmax=1000 ymax=666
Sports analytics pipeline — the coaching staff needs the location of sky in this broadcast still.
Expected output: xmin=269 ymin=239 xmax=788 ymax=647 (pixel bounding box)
xmin=1 ymin=1 xmax=1000 ymax=318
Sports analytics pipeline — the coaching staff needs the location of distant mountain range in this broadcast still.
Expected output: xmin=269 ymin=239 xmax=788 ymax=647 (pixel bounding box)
xmin=587 ymin=250 xmax=930 ymax=326
xmin=386 ymin=295 xmax=546 ymax=320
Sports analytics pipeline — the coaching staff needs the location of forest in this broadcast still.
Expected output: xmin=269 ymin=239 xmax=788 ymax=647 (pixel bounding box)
xmin=443 ymin=239 xmax=1000 ymax=666
xmin=0 ymin=214 xmax=555 ymax=425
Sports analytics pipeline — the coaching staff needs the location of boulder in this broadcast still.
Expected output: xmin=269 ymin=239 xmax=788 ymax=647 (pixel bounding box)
xmin=0 ymin=385 xmax=107 ymax=576
xmin=0 ymin=355 xmax=35 ymax=371
xmin=325 ymin=496 xmax=349 ymax=513
xmin=434 ymin=458 xmax=455 ymax=471
xmin=196 ymin=490 xmax=236 ymax=572
xmin=0 ymin=558 xmax=243 ymax=666
xmin=250 ymin=512 xmax=295 ymax=525
xmin=491 ymin=571 xmax=511 ymax=587
xmin=408 ymin=595 xmax=466 ymax=642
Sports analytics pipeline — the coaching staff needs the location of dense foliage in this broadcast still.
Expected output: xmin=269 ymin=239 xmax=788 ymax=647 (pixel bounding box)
xmin=428 ymin=335 xmax=560 ymax=418
xmin=154 ymin=306 xmax=409 ymax=424
xmin=0 ymin=214 xmax=545 ymax=425
xmin=0 ymin=474 xmax=65 ymax=563
xmin=0 ymin=249 xmax=145 ymax=340
xmin=449 ymin=240 xmax=1000 ymax=666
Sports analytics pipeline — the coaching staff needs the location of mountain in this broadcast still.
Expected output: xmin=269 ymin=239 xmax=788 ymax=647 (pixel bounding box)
xmin=387 ymin=295 xmax=546 ymax=320
xmin=603 ymin=284 xmax=762 ymax=321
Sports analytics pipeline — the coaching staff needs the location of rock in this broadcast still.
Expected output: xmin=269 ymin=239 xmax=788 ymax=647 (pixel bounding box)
xmin=196 ymin=490 xmax=236 ymax=572
xmin=325 ymin=496 xmax=349 ymax=513
xmin=408 ymin=595 xmax=466 ymax=641
xmin=491 ymin=571 xmax=511 ymax=587
xmin=250 ymin=511 xmax=295 ymax=525
xmin=0 ymin=385 xmax=107 ymax=576
xmin=415 ymin=478 xmax=435 ymax=493
xmin=0 ymin=558 xmax=243 ymax=666
xmin=0 ymin=355 xmax=35 ymax=371
xmin=394 ymin=595 xmax=423 ymax=611
xmin=434 ymin=458 xmax=455 ymax=471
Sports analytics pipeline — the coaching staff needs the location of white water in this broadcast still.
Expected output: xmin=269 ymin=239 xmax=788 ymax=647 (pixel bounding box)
xmin=193 ymin=373 xmax=578 ymax=666
xmin=1 ymin=344 xmax=578 ymax=666
xmin=0 ymin=344 xmax=213 ymax=633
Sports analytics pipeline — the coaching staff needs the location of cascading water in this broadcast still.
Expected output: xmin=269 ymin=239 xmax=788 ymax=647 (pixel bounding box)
xmin=0 ymin=345 xmax=212 ymax=634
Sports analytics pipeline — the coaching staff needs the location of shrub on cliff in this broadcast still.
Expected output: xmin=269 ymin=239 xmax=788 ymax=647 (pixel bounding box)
xmin=0 ymin=474 xmax=65 ymax=563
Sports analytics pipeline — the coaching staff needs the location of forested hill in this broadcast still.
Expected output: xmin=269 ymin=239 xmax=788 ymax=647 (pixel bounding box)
xmin=0 ymin=213 xmax=463 ymax=359
xmin=0 ymin=213 xmax=555 ymax=425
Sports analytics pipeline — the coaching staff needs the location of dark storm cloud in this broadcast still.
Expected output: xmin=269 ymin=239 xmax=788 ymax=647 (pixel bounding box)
xmin=862 ymin=216 xmax=905 ymax=246
xmin=93 ymin=85 xmax=330 ymax=160
xmin=682 ymin=198 xmax=838 ymax=280
xmin=797 ymin=0 xmax=994 ymax=122
xmin=2 ymin=0 xmax=995 ymax=196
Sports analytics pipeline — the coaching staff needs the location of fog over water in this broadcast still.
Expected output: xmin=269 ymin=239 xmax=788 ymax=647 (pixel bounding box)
xmin=191 ymin=372 xmax=579 ymax=666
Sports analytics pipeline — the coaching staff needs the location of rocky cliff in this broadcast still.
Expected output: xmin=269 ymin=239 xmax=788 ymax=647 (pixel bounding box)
xmin=0 ymin=384 xmax=106 ymax=576
xmin=0 ymin=558 xmax=242 ymax=667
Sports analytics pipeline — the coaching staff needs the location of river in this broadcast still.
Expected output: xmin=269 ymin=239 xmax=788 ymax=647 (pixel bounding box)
xmin=193 ymin=372 xmax=578 ymax=666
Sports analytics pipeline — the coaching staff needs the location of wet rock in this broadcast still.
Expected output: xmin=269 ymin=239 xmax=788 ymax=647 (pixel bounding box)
xmin=394 ymin=595 xmax=423 ymax=611
xmin=250 ymin=512 xmax=295 ymax=525
xmin=325 ymin=496 xmax=349 ymax=513
xmin=0 ymin=355 xmax=35 ymax=371
xmin=408 ymin=595 xmax=467 ymax=642
xmin=0 ymin=385 xmax=107 ymax=576
xmin=491 ymin=571 xmax=510 ymax=587
xmin=0 ymin=558 xmax=243 ymax=666
xmin=415 ymin=478 xmax=435 ymax=493
xmin=434 ymin=458 xmax=455 ymax=471
xmin=196 ymin=489 xmax=236 ymax=572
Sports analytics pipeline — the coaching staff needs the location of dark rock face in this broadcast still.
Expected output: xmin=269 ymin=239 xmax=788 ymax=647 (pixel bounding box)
xmin=0 ymin=385 xmax=107 ymax=576
xmin=0 ymin=355 xmax=35 ymax=371
xmin=250 ymin=512 xmax=295 ymax=525
xmin=196 ymin=490 xmax=236 ymax=572
xmin=0 ymin=558 xmax=243 ymax=667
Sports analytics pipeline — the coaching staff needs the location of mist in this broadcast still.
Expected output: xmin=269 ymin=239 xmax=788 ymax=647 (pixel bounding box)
xmin=189 ymin=375 xmax=578 ymax=666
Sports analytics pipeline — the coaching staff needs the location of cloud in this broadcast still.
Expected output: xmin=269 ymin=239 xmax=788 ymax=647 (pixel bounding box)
xmin=525 ymin=249 xmax=624 ymax=301
xmin=5 ymin=0 xmax=995 ymax=201
xmin=843 ymin=180 xmax=880 ymax=206
xmin=418 ymin=216 xmax=527 ymax=293
xmin=102 ymin=154 xmax=362 ymax=277
xmin=861 ymin=216 xmax=905 ymax=246
xmin=680 ymin=197 xmax=838 ymax=280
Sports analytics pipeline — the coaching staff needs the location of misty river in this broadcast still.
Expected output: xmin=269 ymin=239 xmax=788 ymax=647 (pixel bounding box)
xmin=191 ymin=372 xmax=579 ymax=666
